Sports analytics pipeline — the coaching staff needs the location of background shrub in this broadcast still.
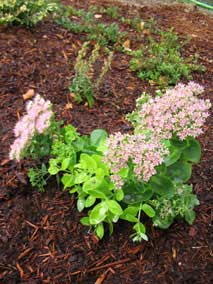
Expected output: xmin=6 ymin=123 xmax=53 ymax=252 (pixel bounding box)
xmin=0 ymin=0 xmax=58 ymax=26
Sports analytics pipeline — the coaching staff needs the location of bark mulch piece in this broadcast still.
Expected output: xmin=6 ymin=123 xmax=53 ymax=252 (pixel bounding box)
xmin=0 ymin=0 xmax=212 ymax=283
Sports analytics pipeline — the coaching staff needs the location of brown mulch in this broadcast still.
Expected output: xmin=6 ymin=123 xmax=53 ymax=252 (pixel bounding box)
xmin=0 ymin=1 xmax=212 ymax=283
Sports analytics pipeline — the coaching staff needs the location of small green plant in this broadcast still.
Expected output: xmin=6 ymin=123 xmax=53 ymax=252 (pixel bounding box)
xmin=70 ymin=42 xmax=113 ymax=107
xmin=120 ymin=16 xmax=142 ymax=31
xmin=0 ymin=0 xmax=58 ymax=26
xmin=120 ymin=16 xmax=157 ymax=33
xmin=55 ymin=5 xmax=126 ymax=48
xmin=105 ymin=6 xmax=119 ymax=19
xmin=130 ymin=29 xmax=205 ymax=87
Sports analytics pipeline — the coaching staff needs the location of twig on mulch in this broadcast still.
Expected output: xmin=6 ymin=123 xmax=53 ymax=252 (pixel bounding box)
xmin=71 ymin=257 xmax=131 ymax=275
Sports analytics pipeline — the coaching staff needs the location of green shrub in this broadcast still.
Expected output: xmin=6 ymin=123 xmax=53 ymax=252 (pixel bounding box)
xmin=0 ymin=0 xmax=58 ymax=26
xmin=130 ymin=29 xmax=205 ymax=87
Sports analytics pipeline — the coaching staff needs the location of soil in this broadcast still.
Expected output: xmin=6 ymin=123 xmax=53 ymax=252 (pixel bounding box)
xmin=0 ymin=0 xmax=212 ymax=283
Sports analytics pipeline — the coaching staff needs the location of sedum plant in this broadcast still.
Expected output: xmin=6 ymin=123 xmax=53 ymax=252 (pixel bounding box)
xmin=0 ymin=0 xmax=58 ymax=27
xmin=70 ymin=42 xmax=113 ymax=107
xmin=9 ymin=82 xmax=211 ymax=241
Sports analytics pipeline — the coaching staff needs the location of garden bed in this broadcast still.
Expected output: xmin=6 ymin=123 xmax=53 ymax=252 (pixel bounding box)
xmin=0 ymin=0 xmax=212 ymax=283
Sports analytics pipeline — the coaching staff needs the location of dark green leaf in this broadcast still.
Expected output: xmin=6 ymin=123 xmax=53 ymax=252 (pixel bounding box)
xmin=164 ymin=147 xmax=181 ymax=166
xmin=182 ymin=137 xmax=201 ymax=164
xmin=149 ymin=175 xmax=174 ymax=197
xmin=184 ymin=210 xmax=195 ymax=225
xmin=167 ymin=161 xmax=192 ymax=183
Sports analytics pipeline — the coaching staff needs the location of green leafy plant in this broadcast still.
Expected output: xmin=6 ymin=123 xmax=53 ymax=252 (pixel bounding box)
xmin=9 ymin=83 xmax=210 ymax=242
xmin=55 ymin=5 xmax=126 ymax=48
xmin=104 ymin=6 xmax=119 ymax=19
xmin=28 ymin=164 xmax=48 ymax=192
xmin=130 ymin=29 xmax=205 ymax=87
xmin=70 ymin=42 xmax=113 ymax=107
xmin=0 ymin=0 xmax=58 ymax=26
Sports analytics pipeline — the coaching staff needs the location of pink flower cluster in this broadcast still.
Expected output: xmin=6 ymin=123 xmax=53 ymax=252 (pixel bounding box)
xmin=9 ymin=95 xmax=53 ymax=161
xmin=103 ymin=132 xmax=169 ymax=189
xmin=136 ymin=82 xmax=211 ymax=140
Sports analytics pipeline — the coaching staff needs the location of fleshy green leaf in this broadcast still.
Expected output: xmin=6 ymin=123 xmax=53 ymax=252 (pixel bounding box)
xmin=167 ymin=161 xmax=192 ymax=183
xmin=74 ymin=172 xmax=90 ymax=184
xmin=95 ymin=223 xmax=104 ymax=239
xmin=79 ymin=153 xmax=97 ymax=172
xmin=118 ymin=167 xmax=129 ymax=179
xmin=87 ymin=189 xmax=107 ymax=199
xmin=120 ymin=213 xmax=138 ymax=223
xmin=114 ymin=189 xmax=124 ymax=201
xmin=80 ymin=217 xmax=90 ymax=226
xmin=164 ymin=147 xmax=181 ymax=166
xmin=182 ymin=137 xmax=201 ymax=164
xmin=149 ymin=175 xmax=174 ymax=198
xmin=141 ymin=204 xmax=155 ymax=218
xmin=184 ymin=210 xmax=195 ymax=225
xmin=133 ymin=222 xmax=146 ymax=233
xmin=61 ymin=173 xmax=74 ymax=189
xmin=89 ymin=202 xmax=108 ymax=225
xmin=90 ymin=129 xmax=107 ymax=147
xmin=85 ymin=196 xmax=96 ymax=207
xmin=106 ymin=200 xmax=123 ymax=215
xmin=61 ymin=158 xmax=71 ymax=171
xmin=77 ymin=199 xmax=85 ymax=212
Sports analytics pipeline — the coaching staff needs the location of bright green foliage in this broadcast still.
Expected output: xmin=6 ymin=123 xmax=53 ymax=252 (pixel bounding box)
xmin=0 ymin=0 xmax=58 ymax=26
xmin=130 ymin=29 xmax=205 ymax=87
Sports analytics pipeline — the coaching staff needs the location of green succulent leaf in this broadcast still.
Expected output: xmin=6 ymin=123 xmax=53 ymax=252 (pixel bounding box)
xmin=106 ymin=200 xmax=123 ymax=215
xmin=89 ymin=202 xmax=108 ymax=225
xmin=85 ymin=195 xmax=96 ymax=207
xmin=95 ymin=223 xmax=104 ymax=239
xmin=149 ymin=175 xmax=174 ymax=198
xmin=166 ymin=161 xmax=192 ymax=183
xmin=182 ymin=137 xmax=201 ymax=164
xmin=184 ymin=210 xmax=195 ymax=225
xmin=61 ymin=173 xmax=74 ymax=189
xmin=90 ymin=129 xmax=108 ymax=147
xmin=80 ymin=217 xmax=90 ymax=226
xmin=141 ymin=204 xmax=155 ymax=217
xmin=77 ymin=199 xmax=85 ymax=212
xmin=114 ymin=189 xmax=124 ymax=201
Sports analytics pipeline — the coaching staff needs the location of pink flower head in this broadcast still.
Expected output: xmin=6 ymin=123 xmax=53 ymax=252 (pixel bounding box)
xmin=103 ymin=133 xmax=168 ymax=189
xmin=9 ymin=95 xmax=53 ymax=161
xmin=135 ymin=82 xmax=211 ymax=140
